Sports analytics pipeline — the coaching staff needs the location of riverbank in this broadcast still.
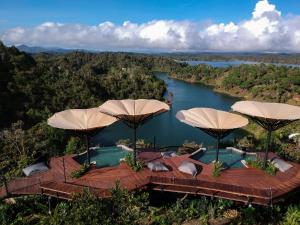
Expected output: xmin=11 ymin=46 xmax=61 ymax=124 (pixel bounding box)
xmin=168 ymin=75 xmax=246 ymax=100
xmin=169 ymin=63 xmax=300 ymax=105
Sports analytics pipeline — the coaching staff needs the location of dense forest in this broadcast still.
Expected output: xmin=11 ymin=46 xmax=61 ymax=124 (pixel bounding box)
xmin=0 ymin=41 xmax=183 ymax=180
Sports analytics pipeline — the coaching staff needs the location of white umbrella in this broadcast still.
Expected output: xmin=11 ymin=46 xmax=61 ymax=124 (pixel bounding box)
xmin=231 ymin=100 xmax=300 ymax=167
xmin=48 ymin=108 xmax=118 ymax=164
xmin=176 ymin=108 xmax=248 ymax=161
xmin=98 ymin=99 xmax=170 ymax=165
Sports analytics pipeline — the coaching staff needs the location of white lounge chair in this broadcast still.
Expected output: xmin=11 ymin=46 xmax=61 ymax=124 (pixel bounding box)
xmin=272 ymin=158 xmax=293 ymax=172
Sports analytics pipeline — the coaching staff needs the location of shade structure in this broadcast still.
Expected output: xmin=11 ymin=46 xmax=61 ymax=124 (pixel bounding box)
xmin=48 ymin=108 xmax=118 ymax=164
xmin=176 ymin=108 xmax=248 ymax=162
xmin=98 ymin=99 xmax=170 ymax=165
xmin=231 ymin=100 xmax=300 ymax=167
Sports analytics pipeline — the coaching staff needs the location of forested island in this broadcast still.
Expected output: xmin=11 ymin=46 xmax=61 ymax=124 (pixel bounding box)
xmin=164 ymin=52 xmax=300 ymax=65
xmin=1 ymin=41 xmax=300 ymax=224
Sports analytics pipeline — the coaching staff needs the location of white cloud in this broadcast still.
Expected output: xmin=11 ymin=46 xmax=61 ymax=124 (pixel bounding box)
xmin=1 ymin=0 xmax=300 ymax=52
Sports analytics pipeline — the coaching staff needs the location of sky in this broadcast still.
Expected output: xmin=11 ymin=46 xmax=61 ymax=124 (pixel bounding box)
xmin=1 ymin=0 xmax=300 ymax=52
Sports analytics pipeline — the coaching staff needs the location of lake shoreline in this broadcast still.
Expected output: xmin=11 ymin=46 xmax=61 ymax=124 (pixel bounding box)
xmin=168 ymin=75 xmax=245 ymax=100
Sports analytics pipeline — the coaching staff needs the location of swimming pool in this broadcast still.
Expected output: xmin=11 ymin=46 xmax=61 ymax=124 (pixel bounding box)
xmin=74 ymin=146 xmax=129 ymax=168
xmin=190 ymin=148 xmax=256 ymax=168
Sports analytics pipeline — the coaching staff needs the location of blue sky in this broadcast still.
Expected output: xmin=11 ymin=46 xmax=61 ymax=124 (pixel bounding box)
xmin=1 ymin=0 xmax=300 ymax=52
xmin=1 ymin=0 xmax=299 ymax=29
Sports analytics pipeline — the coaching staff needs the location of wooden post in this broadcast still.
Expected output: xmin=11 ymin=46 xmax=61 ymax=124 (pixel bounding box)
xmin=216 ymin=136 xmax=220 ymax=162
xmin=133 ymin=126 xmax=137 ymax=165
xmin=62 ymin=157 xmax=66 ymax=183
xmin=264 ymin=130 xmax=272 ymax=169
xmin=86 ymin=134 xmax=91 ymax=165
xmin=48 ymin=196 xmax=52 ymax=215
xmin=2 ymin=175 xmax=9 ymax=196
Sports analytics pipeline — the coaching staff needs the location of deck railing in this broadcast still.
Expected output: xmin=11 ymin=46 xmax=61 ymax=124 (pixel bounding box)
xmin=149 ymin=175 xmax=272 ymax=200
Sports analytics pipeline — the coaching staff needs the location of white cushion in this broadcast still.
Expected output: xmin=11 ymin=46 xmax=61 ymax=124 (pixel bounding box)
xmin=147 ymin=161 xmax=169 ymax=172
xmin=161 ymin=151 xmax=177 ymax=158
xmin=178 ymin=161 xmax=198 ymax=176
xmin=272 ymin=158 xmax=293 ymax=172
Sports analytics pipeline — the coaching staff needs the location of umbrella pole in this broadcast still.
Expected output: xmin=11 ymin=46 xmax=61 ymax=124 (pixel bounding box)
xmin=86 ymin=134 xmax=90 ymax=165
xmin=133 ymin=126 xmax=137 ymax=165
xmin=216 ymin=137 xmax=220 ymax=162
xmin=264 ymin=129 xmax=272 ymax=169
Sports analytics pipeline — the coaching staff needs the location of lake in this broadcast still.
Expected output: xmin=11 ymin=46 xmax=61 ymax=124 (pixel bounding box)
xmin=94 ymin=72 xmax=240 ymax=148
xmin=183 ymin=60 xmax=300 ymax=68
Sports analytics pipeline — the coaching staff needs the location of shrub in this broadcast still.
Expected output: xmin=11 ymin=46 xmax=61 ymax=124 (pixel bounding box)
xmin=283 ymin=205 xmax=300 ymax=225
xmin=70 ymin=163 xmax=89 ymax=178
xmin=65 ymin=137 xmax=84 ymax=155
xmin=245 ymin=157 xmax=278 ymax=176
xmin=124 ymin=153 xmax=144 ymax=172
xmin=116 ymin=138 xmax=131 ymax=146
xmin=212 ymin=161 xmax=224 ymax=177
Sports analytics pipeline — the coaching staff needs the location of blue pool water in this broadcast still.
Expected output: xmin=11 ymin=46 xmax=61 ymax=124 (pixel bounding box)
xmin=190 ymin=148 xmax=256 ymax=168
xmin=74 ymin=147 xmax=128 ymax=168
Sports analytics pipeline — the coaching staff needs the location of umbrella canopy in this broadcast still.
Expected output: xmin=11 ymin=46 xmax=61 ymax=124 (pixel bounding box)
xmin=176 ymin=108 xmax=248 ymax=162
xmin=48 ymin=108 xmax=118 ymax=131
xmin=176 ymin=108 xmax=248 ymax=137
xmin=231 ymin=100 xmax=300 ymax=167
xmin=231 ymin=101 xmax=300 ymax=126
xmin=98 ymin=99 xmax=170 ymax=126
xmin=98 ymin=99 xmax=170 ymax=164
xmin=48 ymin=108 xmax=118 ymax=164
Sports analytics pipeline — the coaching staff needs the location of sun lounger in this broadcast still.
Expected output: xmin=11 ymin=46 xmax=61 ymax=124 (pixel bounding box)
xmin=147 ymin=161 xmax=169 ymax=172
xmin=271 ymin=158 xmax=293 ymax=172
xmin=178 ymin=161 xmax=198 ymax=176
xmin=23 ymin=162 xmax=49 ymax=176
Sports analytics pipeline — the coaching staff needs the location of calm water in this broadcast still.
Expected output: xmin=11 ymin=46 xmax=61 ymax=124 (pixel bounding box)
xmin=184 ymin=60 xmax=300 ymax=68
xmin=94 ymin=72 xmax=240 ymax=148
xmin=74 ymin=147 xmax=127 ymax=168
xmin=190 ymin=148 xmax=255 ymax=168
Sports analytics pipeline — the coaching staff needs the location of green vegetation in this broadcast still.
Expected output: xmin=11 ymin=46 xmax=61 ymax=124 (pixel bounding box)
xmin=245 ymin=157 xmax=278 ymax=176
xmin=70 ymin=163 xmax=89 ymax=178
xmin=283 ymin=205 xmax=300 ymax=225
xmin=1 ymin=185 xmax=299 ymax=225
xmin=65 ymin=137 xmax=85 ymax=155
xmin=0 ymin=41 xmax=178 ymax=180
xmin=212 ymin=161 xmax=224 ymax=177
xmin=124 ymin=152 xmax=144 ymax=172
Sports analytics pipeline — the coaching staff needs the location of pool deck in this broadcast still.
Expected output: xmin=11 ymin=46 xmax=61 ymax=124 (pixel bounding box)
xmin=1 ymin=150 xmax=300 ymax=205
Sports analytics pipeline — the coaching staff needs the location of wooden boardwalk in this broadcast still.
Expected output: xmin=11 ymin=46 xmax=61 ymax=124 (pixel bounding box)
xmin=1 ymin=151 xmax=300 ymax=205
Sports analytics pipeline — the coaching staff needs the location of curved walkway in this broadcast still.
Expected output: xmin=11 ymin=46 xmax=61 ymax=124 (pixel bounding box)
xmin=1 ymin=151 xmax=300 ymax=205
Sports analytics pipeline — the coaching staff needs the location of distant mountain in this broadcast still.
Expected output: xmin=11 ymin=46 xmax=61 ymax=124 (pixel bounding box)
xmin=16 ymin=44 xmax=74 ymax=54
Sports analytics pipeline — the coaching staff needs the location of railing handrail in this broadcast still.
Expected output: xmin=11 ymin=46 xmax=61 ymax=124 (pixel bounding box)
xmin=149 ymin=175 xmax=271 ymax=198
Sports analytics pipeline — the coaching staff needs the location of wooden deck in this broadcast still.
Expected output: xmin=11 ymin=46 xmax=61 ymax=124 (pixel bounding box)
xmin=1 ymin=150 xmax=300 ymax=206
